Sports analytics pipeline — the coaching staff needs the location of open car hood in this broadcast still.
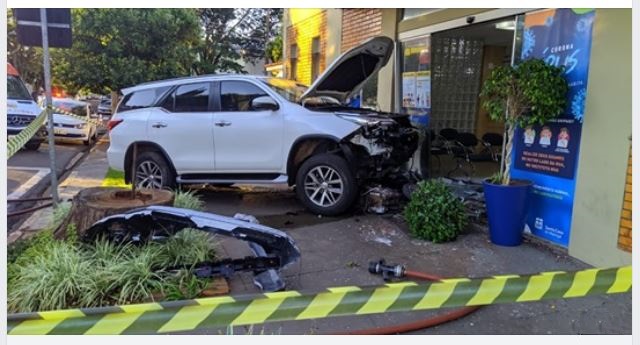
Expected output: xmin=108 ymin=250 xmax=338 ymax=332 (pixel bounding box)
xmin=300 ymin=36 xmax=394 ymax=104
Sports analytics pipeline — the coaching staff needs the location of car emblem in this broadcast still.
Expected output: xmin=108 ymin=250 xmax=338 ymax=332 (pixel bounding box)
xmin=10 ymin=116 xmax=19 ymax=124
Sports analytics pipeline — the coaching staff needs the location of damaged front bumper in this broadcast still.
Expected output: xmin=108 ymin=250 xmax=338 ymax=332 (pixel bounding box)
xmin=83 ymin=206 xmax=301 ymax=292
xmin=344 ymin=118 xmax=419 ymax=181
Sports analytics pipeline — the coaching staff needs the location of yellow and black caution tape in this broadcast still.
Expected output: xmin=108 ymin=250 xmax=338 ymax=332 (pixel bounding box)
xmin=7 ymin=108 xmax=48 ymax=159
xmin=47 ymin=105 xmax=106 ymax=127
xmin=7 ymin=266 xmax=631 ymax=335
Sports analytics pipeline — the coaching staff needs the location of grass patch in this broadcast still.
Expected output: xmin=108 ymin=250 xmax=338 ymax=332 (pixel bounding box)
xmin=102 ymin=168 xmax=130 ymax=187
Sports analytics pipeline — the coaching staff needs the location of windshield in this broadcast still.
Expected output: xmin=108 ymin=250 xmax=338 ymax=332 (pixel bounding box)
xmin=259 ymin=78 xmax=308 ymax=103
xmin=8 ymin=76 xmax=32 ymax=100
xmin=53 ymin=100 xmax=89 ymax=117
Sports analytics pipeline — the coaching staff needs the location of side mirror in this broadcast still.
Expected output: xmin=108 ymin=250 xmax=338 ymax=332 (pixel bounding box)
xmin=251 ymin=96 xmax=279 ymax=111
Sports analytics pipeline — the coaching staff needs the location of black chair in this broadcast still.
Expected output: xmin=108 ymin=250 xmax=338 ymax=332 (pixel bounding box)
xmin=447 ymin=132 xmax=480 ymax=178
xmin=480 ymin=132 xmax=504 ymax=162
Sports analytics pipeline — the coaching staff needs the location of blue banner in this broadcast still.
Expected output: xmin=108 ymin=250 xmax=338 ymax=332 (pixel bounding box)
xmin=511 ymin=9 xmax=596 ymax=246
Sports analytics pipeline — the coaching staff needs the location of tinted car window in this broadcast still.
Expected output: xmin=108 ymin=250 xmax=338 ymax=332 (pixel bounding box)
xmin=8 ymin=76 xmax=32 ymax=100
xmin=174 ymin=83 xmax=210 ymax=112
xmin=117 ymin=86 xmax=169 ymax=113
xmin=221 ymin=81 xmax=268 ymax=112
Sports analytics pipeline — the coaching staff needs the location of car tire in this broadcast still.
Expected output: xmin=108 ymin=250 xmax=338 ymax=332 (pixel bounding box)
xmin=295 ymin=153 xmax=358 ymax=216
xmin=24 ymin=142 xmax=41 ymax=151
xmin=134 ymin=151 xmax=176 ymax=190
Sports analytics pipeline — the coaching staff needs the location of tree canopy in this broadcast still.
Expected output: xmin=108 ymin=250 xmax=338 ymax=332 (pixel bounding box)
xmin=53 ymin=9 xmax=201 ymax=95
xmin=8 ymin=8 xmax=283 ymax=95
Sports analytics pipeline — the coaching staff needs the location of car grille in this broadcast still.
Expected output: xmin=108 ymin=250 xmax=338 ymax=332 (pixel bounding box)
xmin=7 ymin=114 xmax=35 ymax=127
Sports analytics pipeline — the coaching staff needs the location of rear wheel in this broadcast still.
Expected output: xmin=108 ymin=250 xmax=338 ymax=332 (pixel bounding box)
xmin=295 ymin=153 xmax=358 ymax=216
xmin=133 ymin=151 xmax=175 ymax=190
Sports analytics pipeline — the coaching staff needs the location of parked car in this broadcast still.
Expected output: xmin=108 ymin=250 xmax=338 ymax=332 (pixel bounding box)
xmin=50 ymin=98 xmax=98 ymax=145
xmin=7 ymin=63 xmax=47 ymax=151
xmin=97 ymin=98 xmax=112 ymax=116
xmin=107 ymin=36 xmax=419 ymax=215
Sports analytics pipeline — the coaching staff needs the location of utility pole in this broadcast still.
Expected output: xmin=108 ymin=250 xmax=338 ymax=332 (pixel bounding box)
xmin=40 ymin=8 xmax=59 ymax=206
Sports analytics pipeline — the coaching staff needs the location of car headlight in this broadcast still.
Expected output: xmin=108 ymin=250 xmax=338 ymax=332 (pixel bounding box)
xmin=336 ymin=113 xmax=381 ymax=126
xmin=75 ymin=123 xmax=87 ymax=129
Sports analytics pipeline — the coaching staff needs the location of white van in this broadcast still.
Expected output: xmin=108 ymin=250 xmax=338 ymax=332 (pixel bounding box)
xmin=7 ymin=63 xmax=47 ymax=151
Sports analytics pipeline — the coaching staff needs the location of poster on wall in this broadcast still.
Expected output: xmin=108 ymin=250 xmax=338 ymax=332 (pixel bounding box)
xmin=511 ymin=8 xmax=596 ymax=246
xmin=402 ymin=72 xmax=417 ymax=108
xmin=415 ymin=71 xmax=431 ymax=110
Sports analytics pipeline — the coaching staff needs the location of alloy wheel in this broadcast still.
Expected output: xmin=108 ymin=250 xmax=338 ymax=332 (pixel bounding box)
xmin=304 ymin=165 xmax=344 ymax=207
xmin=135 ymin=160 xmax=163 ymax=189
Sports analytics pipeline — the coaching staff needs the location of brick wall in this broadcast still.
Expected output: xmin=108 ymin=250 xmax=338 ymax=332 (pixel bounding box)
xmin=618 ymin=146 xmax=632 ymax=252
xmin=285 ymin=11 xmax=327 ymax=85
xmin=341 ymin=9 xmax=383 ymax=51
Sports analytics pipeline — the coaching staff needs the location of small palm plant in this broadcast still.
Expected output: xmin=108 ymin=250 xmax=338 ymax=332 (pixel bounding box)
xmin=480 ymin=59 xmax=568 ymax=185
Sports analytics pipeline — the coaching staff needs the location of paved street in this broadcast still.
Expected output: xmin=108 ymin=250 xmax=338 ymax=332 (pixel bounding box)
xmin=7 ymin=139 xmax=97 ymax=230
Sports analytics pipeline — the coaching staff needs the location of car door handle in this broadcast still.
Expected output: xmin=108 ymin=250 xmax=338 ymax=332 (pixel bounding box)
xmin=215 ymin=120 xmax=232 ymax=127
xmin=152 ymin=122 xmax=167 ymax=128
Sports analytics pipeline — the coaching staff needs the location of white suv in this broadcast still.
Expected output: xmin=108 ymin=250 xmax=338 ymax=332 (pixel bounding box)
xmin=107 ymin=36 xmax=419 ymax=215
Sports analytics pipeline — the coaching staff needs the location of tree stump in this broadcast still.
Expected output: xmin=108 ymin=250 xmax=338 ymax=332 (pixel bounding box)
xmin=56 ymin=187 xmax=174 ymax=238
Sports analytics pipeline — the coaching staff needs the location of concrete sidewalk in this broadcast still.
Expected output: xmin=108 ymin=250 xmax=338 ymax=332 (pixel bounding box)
xmin=187 ymin=187 xmax=632 ymax=335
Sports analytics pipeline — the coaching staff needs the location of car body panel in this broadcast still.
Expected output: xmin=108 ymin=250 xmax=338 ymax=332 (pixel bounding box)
xmin=300 ymin=36 xmax=394 ymax=104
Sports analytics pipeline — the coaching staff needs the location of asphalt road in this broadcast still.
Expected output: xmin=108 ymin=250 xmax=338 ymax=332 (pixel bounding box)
xmin=7 ymin=140 xmax=94 ymax=230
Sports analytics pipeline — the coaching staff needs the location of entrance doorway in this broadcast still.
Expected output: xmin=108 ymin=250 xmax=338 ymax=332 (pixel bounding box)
xmin=428 ymin=17 xmax=518 ymax=180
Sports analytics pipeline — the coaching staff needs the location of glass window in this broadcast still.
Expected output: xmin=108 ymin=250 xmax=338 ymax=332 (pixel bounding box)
xmin=290 ymin=44 xmax=298 ymax=81
xmin=311 ymin=37 xmax=321 ymax=82
xmin=7 ymin=76 xmax=32 ymax=100
xmin=220 ymin=81 xmax=268 ymax=112
xmin=259 ymin=78 xmax=307 ymax=103
xmin=118 ymin=86 xmax=170 ymax=113
xmin=164 ymin=83 xmax=210 ymax=113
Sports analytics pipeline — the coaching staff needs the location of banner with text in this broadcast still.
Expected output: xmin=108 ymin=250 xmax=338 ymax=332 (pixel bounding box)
xmin=511 ymin=8 xmax=596 ymax=246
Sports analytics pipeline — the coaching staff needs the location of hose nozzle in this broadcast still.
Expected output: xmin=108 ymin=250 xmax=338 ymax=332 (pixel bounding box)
xmin=368 ymin=259 xmax=405 ymax=281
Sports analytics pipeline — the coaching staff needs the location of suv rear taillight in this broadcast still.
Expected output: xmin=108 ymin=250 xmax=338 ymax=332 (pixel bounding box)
xmin=108 ymin=119 xmax=123 ymax=132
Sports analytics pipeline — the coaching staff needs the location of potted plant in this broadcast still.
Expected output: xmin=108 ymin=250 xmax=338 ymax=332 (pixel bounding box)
xmin=479 ymin=59 xmax=568 ymax=246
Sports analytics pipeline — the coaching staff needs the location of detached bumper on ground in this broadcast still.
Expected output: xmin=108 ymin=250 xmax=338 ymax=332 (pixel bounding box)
xmin=83 ymin=206 xmax=301 ymax=292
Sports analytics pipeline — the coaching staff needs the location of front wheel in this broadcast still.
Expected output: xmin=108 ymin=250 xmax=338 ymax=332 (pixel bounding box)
xmin=24 ymin=141 xmax=41 ymax=151
xmin=133 ymin=151 xmax=175 ymax=190
xmin=295 ymin=154 xmax=358 ymax=216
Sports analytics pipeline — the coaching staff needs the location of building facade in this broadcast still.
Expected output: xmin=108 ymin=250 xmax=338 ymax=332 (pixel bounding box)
xmin=282 ymin=8 xmax=632 ymax=267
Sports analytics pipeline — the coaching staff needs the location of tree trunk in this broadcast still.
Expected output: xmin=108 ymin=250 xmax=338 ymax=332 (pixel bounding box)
xmin=55 ymin=187 xmax=174 ymax=239
xmin=110 ymin=91 xmax=120 ymax=115
xmin=502 ymin=124 xmax=516 ymax=186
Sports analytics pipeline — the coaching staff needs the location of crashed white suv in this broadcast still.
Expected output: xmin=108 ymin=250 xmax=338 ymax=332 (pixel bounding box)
xmin=107 ymin=36 xmax=419 ymax=215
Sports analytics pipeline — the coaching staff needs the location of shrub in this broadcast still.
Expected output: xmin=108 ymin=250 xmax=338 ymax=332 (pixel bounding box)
xmin=8 ymin=241 xmax=99 ymax=312
xmin=404 ymin=180 xmax=468 ymax=243
xmin=174 ymin=189 xmax=205 ymax=211
xmin=154 ymin=229 xmax=217 ymax=267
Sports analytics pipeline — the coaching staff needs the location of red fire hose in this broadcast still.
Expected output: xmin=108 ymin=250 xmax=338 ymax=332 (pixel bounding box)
xmin=337 ymin=263 xmax=482 ymax=335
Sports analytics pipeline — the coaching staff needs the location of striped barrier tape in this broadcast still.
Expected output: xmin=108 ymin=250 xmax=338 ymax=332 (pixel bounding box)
xmin=47 ymin=105 xmax=106 ymax=127
xmin=7 ymin=265 xmax=631 ymax=335
xmin=7 ymin=108 xmax=48 ymax=159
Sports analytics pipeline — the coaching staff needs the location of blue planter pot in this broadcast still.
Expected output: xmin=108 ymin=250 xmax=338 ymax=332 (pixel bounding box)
xmin=482 ymin=179 xmax=532 ymax=246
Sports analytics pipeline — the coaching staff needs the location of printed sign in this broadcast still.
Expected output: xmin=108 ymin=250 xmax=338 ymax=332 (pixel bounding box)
xmin=511 ymin=8 xmax=596 ymax=246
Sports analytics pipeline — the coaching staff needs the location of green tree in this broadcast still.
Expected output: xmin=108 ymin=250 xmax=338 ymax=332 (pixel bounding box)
xmin=194 ymin=8 xmax=283 ymax=74
xmin=480 ymin=59 xmax=568 ymax=185
xmin=53 ymin=9 xmax=201 ymax=95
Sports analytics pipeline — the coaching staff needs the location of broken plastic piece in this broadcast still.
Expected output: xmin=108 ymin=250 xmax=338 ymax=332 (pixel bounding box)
xmin=83 ymin=206 xmax=301 ymax=291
